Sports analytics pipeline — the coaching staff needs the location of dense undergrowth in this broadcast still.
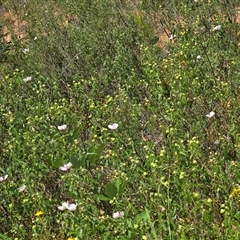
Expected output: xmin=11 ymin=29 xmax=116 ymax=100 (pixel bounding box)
xmin=1 ymin=0 xmax=240 ymax=239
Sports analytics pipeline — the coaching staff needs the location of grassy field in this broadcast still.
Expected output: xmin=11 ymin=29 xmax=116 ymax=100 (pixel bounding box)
xmin=1 ymin=0 xmax=240 ymax=239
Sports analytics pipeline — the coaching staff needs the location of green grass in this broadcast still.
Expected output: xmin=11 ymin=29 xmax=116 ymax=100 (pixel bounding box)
xmin=1 ymin=0 xmax=240 ymax=239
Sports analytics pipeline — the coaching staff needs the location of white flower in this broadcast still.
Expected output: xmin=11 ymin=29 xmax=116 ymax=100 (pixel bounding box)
xmin=34 ymin=36 xmax=37 ymax=41
xmin=0 ymin=174 xmax=8 ymax=182
xmin=57 ymin=124 xmax=67 ymax=131
xmin=23 ymin=76 xmax=32 ymax=82
xmin=57 ymin=205 xmax=65 ymax=211
xmin=196 ymin=55 xmax=201 ymax=60
xmin=59 ymin=162 xmax=73 ymax=171
xmin=113 ymin=211 xmax=124 ymax=219
xmin=57 ymin=202 xmax=69 ymax=211
xmin=206 ymin=111 xmax=215 ymax=118
xmin=212 ymin=25 xmax=221 ymax=31
xmin=22 ymin=48 xmax=29 ymax=54
xmin=58 ymin=202 xmax=77 ymax=211
xmin=194 ymin=0 xmax=198 ymax=2
xmin=108 ymin=123 xmax=119 ymax=130
xmin=169 ymin=34 xmax=176 ymax=40
xmin=66 ymin=203 xmax=77 ymax=211
xmin=18 ymin=185 xmax=26 ymax=192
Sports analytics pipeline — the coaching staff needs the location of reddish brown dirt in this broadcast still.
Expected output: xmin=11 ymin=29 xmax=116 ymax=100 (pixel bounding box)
xmin=1 ymin=6 xmax=240 ymax=45
xmin=235 ymin=7 xmax=240 ymax=23
xmin=157 ymin=29 xmax=170 ymax=49
xmin=1 ymin=9 xmax=27 ymax=42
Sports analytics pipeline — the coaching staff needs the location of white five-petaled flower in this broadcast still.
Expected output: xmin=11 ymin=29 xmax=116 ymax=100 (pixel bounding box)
xmin=212 ymin=25 xmax=221 ymax=31
xmin=23 ymin=76 xmax=32 ymax=82
xmin=108 ymin=123 xmax=119 ymax=130
xmin=59 ymin=162 xmax=73 ymax=171
xmin=57 ymin=124 xmax=67 ymax=131
xmin=18 ymin=185 xmax=26 ymax=192
xmin=206 ymin=111 xmax=215 ymax=118
xmin=169 ymin=34 xmax=176 ymax=40
xmin=67 ymin=203 xmax=77 ymax=211
xmin=113 ymin=211 xmax=124 ymax=219
xmin=22 ymin=48 xmax=29 ymax=54
xmin=0 ymin=174 xmax=8 ymax=182
xmin=196 ymin=55 xmax=201 ymax=60
xmin=58 ymin=202 xmax=77 ymax=211
xmin=57 ymin=202 xmax=69 ymax=211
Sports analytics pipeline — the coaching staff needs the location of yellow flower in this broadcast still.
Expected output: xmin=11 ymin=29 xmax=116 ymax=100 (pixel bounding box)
xmin=67 ymin=237 xmax=78 ymax=240
xmin=35 ymin=211 xmax=43 ymax=217
xmin=231 ymin=187 xmax=240 ymax=197
xmin=207 ymin=198 xmax=212 ymax=203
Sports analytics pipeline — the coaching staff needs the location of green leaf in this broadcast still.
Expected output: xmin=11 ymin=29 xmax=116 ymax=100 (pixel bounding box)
xmin=87 ymin=145 xmax=96 ymax=165
xmin=134 ymin=210 xmax=149 ymax=224
xmin=0 ymin=234 xmax=12 ymax=240
xmin=65 ymin=190 xmax=77 ymax=198
xmin=118 ymin=179 xmax=126 ymax=197
xmin=114 ymin=177 xmax=126 ymax=197
xmin=87 ymin=144 xmax=105 ymax=166
xmin=88 ymin=144 xmax=96 ymax=154
xmin=66 ymin=130 xmax=80 ymax=144
xmin=115 ymin=177 xmax=121 ymax=191
xmin=95 ymin=144 xmax=105 ymax=159
xmin=66 ymin=134 xmax=74 ymax=144
xmin=79 ymin=154 xmax=86 ymax=168
xmin=97 ymin=194 xmax=111 ymax=201
xmin=52 ymin=157 xmax=63 ymax=168
xmin=69 ymin=155 xmax=81 ymax=168
xmin=72 ymin=130 xmax=80 ymax=139
xmin=105 ymin=182 xmax=118 ymax=199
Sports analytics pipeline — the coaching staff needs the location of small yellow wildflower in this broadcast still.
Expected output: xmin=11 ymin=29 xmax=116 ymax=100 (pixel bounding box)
xmin=35 ymin=211 xmax=43 ymax=217
xmin=67 ymin=237 xmax=78 ymax=240
xmin=237 ymin=30 xmax=240 ymax=38
xmin=207 ymin=198 xmax=212 ymax=203
xmin=220 ymin=209 xmax=225 ymax=214
xmin=230 ymin=187 xmax=240 ymax=197
xmin=193 ymin=192 xmax=199 ymax=198
xmin=134 ymin=224 xmax=139 ymax=229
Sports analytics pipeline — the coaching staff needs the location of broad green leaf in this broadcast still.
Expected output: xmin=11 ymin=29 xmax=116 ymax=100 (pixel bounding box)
xmin=66 ymin=134 xmax=74 ymax=144
xmin=72 ymin=130 xmax=80 ymax=139
xmin=87 ymin=144 xmax=105 ymax=166
xmin=114 ymin=178 xmax=126 ymax=197
xmin=118 ymin=179 xmax=126 ymax=197
xmin=134 ymin=210 xmax=149 ymax=224
xmin=87 ymin=145 xmax=96 ymax=165
xmin=105 ymin=182 xmax=118 ymax=199
xmin=88 ymin=153 xmax=96 ymax=165
xmin=70 ymin=155 xmax=81 ymax=168
xmin=97 ymin=194 xmax=111 ymax=201
xmin=115 ymin=177 xmax=121 ymax=191
xmin=52 ymin=157 xmax=63 ymax=168
xmin=95 ymin=144 xmax=105 ymax=159
xmin=87 ymin=145 xmax=96 ymax=154
xmin=79 ymin=154 xmax=86 ymax=168
xmin=66 ymin=130 xmax=80 ymax=144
